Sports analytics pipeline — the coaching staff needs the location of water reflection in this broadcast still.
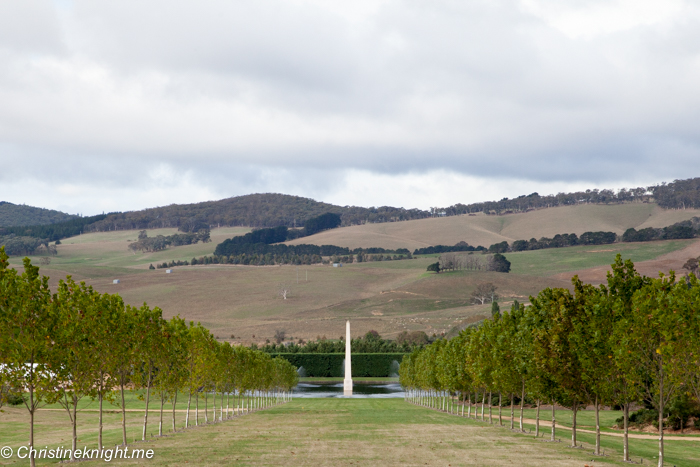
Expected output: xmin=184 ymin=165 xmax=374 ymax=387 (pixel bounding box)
xmin=293 ymin=382 xmax=404 ymax=398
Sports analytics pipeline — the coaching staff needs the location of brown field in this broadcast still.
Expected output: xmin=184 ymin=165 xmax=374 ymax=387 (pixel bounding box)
xmin=287 ymin=203 xmax=700 ymax=250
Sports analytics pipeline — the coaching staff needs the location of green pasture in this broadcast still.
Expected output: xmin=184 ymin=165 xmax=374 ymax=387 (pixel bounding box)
xmin=3 ymin=398 xmax=698 ymax=466
xmin=507 ymin=239 xmax=694 ymax=276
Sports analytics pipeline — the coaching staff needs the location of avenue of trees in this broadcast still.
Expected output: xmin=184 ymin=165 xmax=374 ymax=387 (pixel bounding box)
xmin=0 ymin=247 xmax=298 ymax=466
xmin=401 ymin=255 xmax=700 ymax=467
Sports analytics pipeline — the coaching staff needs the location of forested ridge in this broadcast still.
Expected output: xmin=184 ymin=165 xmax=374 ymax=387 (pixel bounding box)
xmin=3 ymin=176 xmax=700 ymax=238
xmin=0 ymin=201 xmax=76 ymax=227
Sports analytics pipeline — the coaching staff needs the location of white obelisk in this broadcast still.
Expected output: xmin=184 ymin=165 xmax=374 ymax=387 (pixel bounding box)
xmin=343 ymin=320 xmax=353 ymax=396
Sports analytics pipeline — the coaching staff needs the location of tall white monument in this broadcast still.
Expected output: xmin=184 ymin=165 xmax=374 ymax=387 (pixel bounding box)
xmin=344 ymin=320 xmax=353 ymax=396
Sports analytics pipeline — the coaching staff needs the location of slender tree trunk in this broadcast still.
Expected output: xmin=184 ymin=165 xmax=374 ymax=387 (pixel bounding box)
xmin=535 ymin=400 xmax=540 ymax=437
xmin=121 ymin=377 xmax=127 ymax=445
xmin=488 ymin=391 xmax=493 ymax=424
xmin=510 ymin=394 xmax=514 ymax=430
xmin=212 ymin=387 xmax=216 ymax=422
xmin=98 ymin=389 xmax=104 ymax=451
xmin=221 ymin=390 xmax=224 ymax=421
xmin=594 ymin=396 xmax=600 ymax=455
xmin=186 ymin=390 xmax=192 ymax=428
xmin=205 ymin=390 xmax=209 ymax=423
xmin=519 ymin=380 xmax=525 ymax=432
xmin=71 ymin=395 xmax=78 ymax=461
xmin=551 ymin=401 xmax=556 ymax=441
xmin=481 ymin=391 xmax=485 ymax=421
xmin=658 ymin=365 xmax=664 ymax=467
xmin=623 ymin=402 xmax=630 ymax=462
xmin=142 ymin=374 xmax=151 ymax=440
xmin=498 ymin=393 xmax=503 ymax=426
xmin=468 ymin=393 xmax=471 ymax=418
xmin=172 ymin=390 xmax=178 ymax=432
xmin=159 ymin=395 xmax=164 ymax=436
xmin=195 ymin=391 xmax=199 ymax=426
xmin=571 ymin=401 xmax=578 ymax=447
xmin=29 ymin=389 xmax=35 ymax=467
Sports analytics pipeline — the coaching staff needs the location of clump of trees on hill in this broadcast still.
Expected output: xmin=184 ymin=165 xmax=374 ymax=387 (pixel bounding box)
xmin=401 ymin=255 xmax=700 ymax=466
xmin=0 ymin=247 xmax=298 ymax=465
xmin=428 ymin=254 xmax=511 ymax=274
xmin=128 ymin=229 xmax=211 ymax=253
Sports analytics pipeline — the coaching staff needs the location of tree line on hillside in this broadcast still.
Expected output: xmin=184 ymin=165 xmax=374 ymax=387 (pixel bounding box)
xmin=0 ymin=247 xmax=298 ymax=466
xmin=437 ymin=177 xmax=700 ymax=215
xmin=257 ymin=330 xmax=430 ymax=354
xmin=480 ymin=219 xmax=700 ymax=255
xmin=0 ymin=201 xmax=77 ymax=228
xmin=428 ymin=253 xmax=511 ymax=274
xmin=400 ymin=255 xmax=700 ymax=467
xmin=414 ymin=242 xmax=487 ymax=255
xmin=128 ymin=229 xmax=211 ymax=253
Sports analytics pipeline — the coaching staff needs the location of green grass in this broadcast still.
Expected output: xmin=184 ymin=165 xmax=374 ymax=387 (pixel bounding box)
xmin=507 ymin=239 xmax=694 ymax=276
xmin=3 ymin=398 xmax=698 ymax=466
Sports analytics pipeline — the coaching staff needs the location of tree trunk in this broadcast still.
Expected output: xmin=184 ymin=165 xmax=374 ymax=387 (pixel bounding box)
xmin=551 ymin=400 xmax=556 ymax=441
xmin=159 ymin=395 xmax=164 ymax=436
xmin=142 ymin=375 xmax=151 ymax=440
xmin=205 ymin=390 xmax=209 ymax=423
xmin=195 ymin=391 xmax=199 ymax=426
xmin=98 ymin=390 xmax=104 ymax=451
xmin=71 ymin=395 xmax=78 ymax=461
xmin=594 ymin=395 xmax=600 ymax=455
xmin=571 ymin=400 xmax=577 ymax=447
xmin=488 ymin=391 xmax=493 ymax=424
xmin=658 ymin=365 xmax=664 ymax=467
xmin=498 ymin=393 xmax=503 ymax=426
xmin=535 ymin=400 xmax=540 ymax=437
xmin=221 ymin=390 xmax=224 ymax=421
xmin=186 ymin=390 xmax=192 ymax=428
xmin=623 ymin=402 xmax=629 ymax=462
xmin=468 ymin=393 xmax=471 ymax=418
xmin=462 ymin=393 xmax=466 ymax=416
xmin=172 ymin=390 xmax=178 ymax=432
xmin=121 ymin=377 xmax=127 ymax=445
xmin=519 ymin=381 xmax=525 ymax=432
xmin=481 ymin=391 xmax=485 ymax=421
xmin=510 ymin=394 xmax=514 ymax=430
xmin=29 ymin=394 xmax=35 ymax=467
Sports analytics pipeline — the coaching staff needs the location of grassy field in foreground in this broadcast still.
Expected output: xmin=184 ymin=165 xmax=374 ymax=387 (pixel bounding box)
xmin=2 ymin=399 xmax=698 ymax=466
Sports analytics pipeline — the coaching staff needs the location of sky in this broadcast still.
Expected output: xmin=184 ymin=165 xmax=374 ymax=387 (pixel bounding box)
xmin=1 ymin=0 xmax=699 ymax=215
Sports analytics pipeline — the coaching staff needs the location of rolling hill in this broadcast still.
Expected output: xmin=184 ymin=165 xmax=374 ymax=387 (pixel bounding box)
xmin=286 ymin=203 xmax=700 ymax=250
xmin=0 ymin=201 xmax=76 ymax=227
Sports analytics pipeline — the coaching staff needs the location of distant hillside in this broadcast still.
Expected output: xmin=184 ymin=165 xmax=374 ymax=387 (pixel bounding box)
xmin=0 ymin=201 xmax=76 ymax=227
xmin=286 ymin=203 xmax=700 ymax=250
xmin=438 ymin=177 xmax=700 ymax=214
xmin=83 ymin=193 xmax=430 ymax=232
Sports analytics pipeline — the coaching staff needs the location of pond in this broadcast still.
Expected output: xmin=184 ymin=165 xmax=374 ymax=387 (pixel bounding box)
xmin=292 ymin=382 xmax=405 ymax=398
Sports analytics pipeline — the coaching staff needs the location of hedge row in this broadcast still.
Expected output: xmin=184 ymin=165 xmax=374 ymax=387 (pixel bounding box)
xmin=271 ymin=353 xmax=405 ymax=377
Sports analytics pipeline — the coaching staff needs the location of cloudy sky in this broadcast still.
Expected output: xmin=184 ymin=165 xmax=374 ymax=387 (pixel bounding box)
xmin=1 ymin=0 xmax=699 ymax=215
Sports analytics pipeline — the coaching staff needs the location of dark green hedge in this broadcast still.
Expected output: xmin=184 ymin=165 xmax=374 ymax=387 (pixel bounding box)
xmin=270 ymin=353 xmax=405 ymax=377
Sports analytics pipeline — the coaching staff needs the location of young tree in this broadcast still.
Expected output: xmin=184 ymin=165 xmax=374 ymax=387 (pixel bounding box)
xmin=617 ymin=273 xmax=686 ymax=467
xmin=0 ymin=251 xmax=57 ymax=467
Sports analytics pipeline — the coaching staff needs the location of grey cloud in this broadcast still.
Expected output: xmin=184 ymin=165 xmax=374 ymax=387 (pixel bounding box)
xmin=1 ymin=0 xmax=700 ymax=214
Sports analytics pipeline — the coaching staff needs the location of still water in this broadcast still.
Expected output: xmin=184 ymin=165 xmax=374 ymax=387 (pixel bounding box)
xmin=293 ymin=382 xmax=405 ymax=398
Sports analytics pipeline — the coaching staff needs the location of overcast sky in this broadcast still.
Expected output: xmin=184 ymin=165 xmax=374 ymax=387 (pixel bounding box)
xmin=1 ymin=0 xmax=699 ymax=215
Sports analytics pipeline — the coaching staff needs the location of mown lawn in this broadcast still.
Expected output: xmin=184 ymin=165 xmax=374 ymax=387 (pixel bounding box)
xmin=2 ymin=398 xmax=699 ymax=466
